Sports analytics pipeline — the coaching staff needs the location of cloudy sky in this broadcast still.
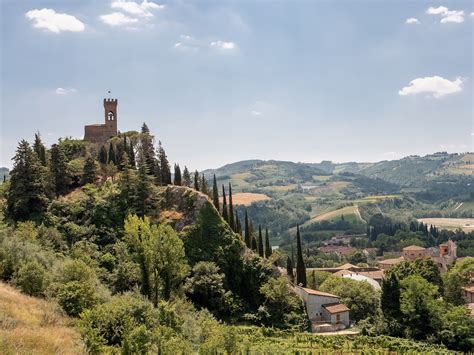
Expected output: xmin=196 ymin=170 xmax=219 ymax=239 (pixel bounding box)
xmin=1 ymin=0 xmax=472 ymax=170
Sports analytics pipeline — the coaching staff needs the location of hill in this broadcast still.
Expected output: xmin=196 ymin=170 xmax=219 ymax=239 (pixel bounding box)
xmin=203 ymin=152 xmax=473 ymax=243
xmin=0 ymin=282 xmax=85 ymax=354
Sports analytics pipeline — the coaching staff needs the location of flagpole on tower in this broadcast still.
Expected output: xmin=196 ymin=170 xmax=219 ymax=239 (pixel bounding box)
xmin=108 ymin=90 xmax=111 ymax=99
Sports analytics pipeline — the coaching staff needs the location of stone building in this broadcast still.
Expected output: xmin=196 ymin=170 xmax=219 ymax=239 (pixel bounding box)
xmin=378 ymin=241 xmax=457 ymax=272
xmin=84 ymin=98 xmax=118 ymax=143
xmin=294 ymin=286 xmax=350 ymax=332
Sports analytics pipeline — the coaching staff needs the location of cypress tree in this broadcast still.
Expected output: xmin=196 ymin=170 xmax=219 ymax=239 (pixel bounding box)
xmin=257 ymin=225 xmax=264 ymax=257
xmin=128 ymin=144 xmax=136 ymax=168
xmin=108 ymin=142 xmax=117 ymax=165
xmin=157 ymin=141 xmax=171 ymax=185
xmin=182 ymin=166 xmax=191 ymax=187
xmin=251 ymin=236 xmax=258 ymax=251
xmin=212 ymin=174 xmax=219 ymax=211
xmin=235 ymin=213 xmax=242 ymax=235
xmin=49 ymin=143 xmax=69 ymax=196
xmin=221 ymin=185 xmax=228 ymax=222
xmin=119 ymin=153 xmax=136 ymax=214
xmin=6 ymin=140 xmax=48 ymax=221
xmin=286 ymin=256 xmax=294 ymax=283
xmin=33 ymin=132 xmax=47 ymax=166
xmin=135 ymin=149 xmax=151 ymax=217
xmin=228 ymin=183 xmax=235 ymax=231
xmin=141 ymin=123 xmax=156 ymax=175
xmin=193 ymin=170 xmax=199 ymax=191
xmin=3 ymin=176 xmax=5 ymax=183
xmin=381 ymin=271 xmax=402 ymax=322
xmin=98 ymin=145 xmax=108 ymax=165
xmin=173 ymin=164 xmax=182 ymax=186
xmin=295 ymin=225 xmax=307 ymax=287
xmin=244 ymin=210 xmax=251 ymax=248
xmin=264 ymin=228 xmax=272 ymax=258
xmin=82 ymin=155 xmax=98 ymax=185
xmin=200 ymin=174 xmax=209 ymax=194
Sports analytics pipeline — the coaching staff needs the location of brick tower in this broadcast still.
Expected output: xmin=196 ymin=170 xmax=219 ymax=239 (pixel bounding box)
xmin=84 ymin=98 xmax=118 ymax=143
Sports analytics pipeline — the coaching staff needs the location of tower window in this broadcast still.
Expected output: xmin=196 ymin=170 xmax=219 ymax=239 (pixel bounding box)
xmin=108 ymin=111 xmax=115 ymax=120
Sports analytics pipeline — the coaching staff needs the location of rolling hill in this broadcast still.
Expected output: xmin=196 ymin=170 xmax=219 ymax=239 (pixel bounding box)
xmin=203 ymin=152 xmax=473 ymax=244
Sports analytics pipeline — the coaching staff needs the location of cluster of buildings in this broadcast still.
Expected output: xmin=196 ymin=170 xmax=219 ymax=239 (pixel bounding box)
xmin=295 ymin=240 xmax=467 ymax=332
xmin=378 ymin=240 xmax=457 ymax=272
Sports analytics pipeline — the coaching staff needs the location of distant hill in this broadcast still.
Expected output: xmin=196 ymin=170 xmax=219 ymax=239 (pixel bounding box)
xmin=203 ymin=152 xmax=473 ymax=243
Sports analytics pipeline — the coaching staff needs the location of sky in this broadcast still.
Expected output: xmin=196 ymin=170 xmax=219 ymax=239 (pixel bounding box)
xmin=1 ymin=0 xmax=473 ymax=170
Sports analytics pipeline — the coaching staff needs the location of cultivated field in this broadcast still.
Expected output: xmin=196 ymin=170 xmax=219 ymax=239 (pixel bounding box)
xmin=418 ymin=218 xmax=474 ymax=232
xmin=220 ymin=192 xmax=271 ymax=206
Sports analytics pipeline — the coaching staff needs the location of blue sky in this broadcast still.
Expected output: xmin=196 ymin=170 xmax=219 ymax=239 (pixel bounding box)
xmin=1 ymin=0 xmax=472 ymax=170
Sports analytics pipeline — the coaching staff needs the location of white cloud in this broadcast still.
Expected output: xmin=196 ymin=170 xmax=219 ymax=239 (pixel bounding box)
xmin=399 ymin=76 xmax=464 ymax=98
xmin=405 ymin=18 xmax=420 ymax=24
xmin=470 ymin=12 xmax=474 ymax=17
xmin=111 ymin=0 xmax=164 ymax=17
xmin=426 ymin=6 xmax=464 ymax=23
xmin=251 ymin=110 xmax=262 ymax=116
xmin=25 ymin=8 xmax=85 ymax=33
xmin=100 ymin=12 xmax=138 ymax=26
xmin=180 ymin=34 xmax=192 ymax=40
xmin=55 ymin=88 xmax=77 ymax=95
xmin=210 ymin=40 xmax=236 ymax=50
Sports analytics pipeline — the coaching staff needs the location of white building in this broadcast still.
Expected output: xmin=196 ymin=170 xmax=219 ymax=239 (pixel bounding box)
xmin=294 ymin=286 xmax=350 ymax=332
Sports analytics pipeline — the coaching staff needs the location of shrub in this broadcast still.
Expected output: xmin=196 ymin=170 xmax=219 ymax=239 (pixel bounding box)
xmin=15 ymin=261 xmax=49 ymax=296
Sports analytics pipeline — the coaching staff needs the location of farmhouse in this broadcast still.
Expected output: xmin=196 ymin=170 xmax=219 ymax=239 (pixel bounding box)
xmin=294 ymin=286 xmax=350 ymax=333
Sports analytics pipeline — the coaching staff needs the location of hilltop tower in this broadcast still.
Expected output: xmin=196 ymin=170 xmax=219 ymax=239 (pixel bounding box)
xmin=84 ymin=98 xmax=119 ymax=143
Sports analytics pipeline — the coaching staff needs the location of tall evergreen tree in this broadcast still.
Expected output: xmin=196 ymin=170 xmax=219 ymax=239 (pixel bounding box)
xmin=33 ymin=132 xmax=47 ymax=166
xmin=251 ymin=236 xmax=258 ymax=251
xmin=140 ymin=123 xmax=156 ymax=175
xmin=135 ymin=149 xmax=151 ymax=217
xmin=235 ymin=213 xmax=242 ymax=235
xmin=98 ymin=145 xmax=108 ymax=165
xmin=381 ymin=271 xmax=402 ymax=323
xmin=49 ymin=143 xmax=69 ymax=196
xmin=157 ymin=141 xmax=172 ymax=185
xmin=82 ymin=155 xmax=98 ymax=185
xmin=212 ymin=174 xmax=219 ymax=211
xmin=7 ymin=140 xmax=48 ymax=221
xmin=119 ymin=153 xmax=137 ymax=214
xmin=108 ymin=142 xmax=117 ymax=165
xmin=257 ymin=225 xmax=264 ymax=257
xmin=264 ymin=228 xmax=272 ymax=258
xmin=182 ymin=166 xmax=191 ymax=187
xmin=228 ymin=183 xmax=235 ymax=231
xmin=200 ymin=174 xmax=209 ymax=194
xmin=244 ymin=210 xmax=251 ymax=248
xmin=173 ymin=164 xmax=182 ymax=186
xmin=221 ymin=185 xmax=228 ymax=222
xmin=286 ymin=256 xmax=295 ymax=282
xmin=128 ymin=143 xmax=136 ymax=168
xmin=295 ymin=225 xmax=307 ymax=287
xmin=193 ymin=170 xmax=199 ymax=191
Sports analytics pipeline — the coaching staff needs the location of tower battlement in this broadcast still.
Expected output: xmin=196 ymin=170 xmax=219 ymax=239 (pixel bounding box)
xmin=84 ymin=98 xmax=119 ymax=143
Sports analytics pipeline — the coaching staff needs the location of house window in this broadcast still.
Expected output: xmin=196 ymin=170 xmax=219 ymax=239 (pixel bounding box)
xmin=336 ymin=314 xmax=340 ymax=322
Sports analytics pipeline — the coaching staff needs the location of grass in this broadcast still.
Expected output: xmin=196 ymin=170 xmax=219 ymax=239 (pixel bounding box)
xmin=0 ymin=282 xmax=85 ymax=355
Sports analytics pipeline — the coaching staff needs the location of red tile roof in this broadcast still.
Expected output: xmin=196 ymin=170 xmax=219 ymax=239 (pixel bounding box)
xmin=403 ymin=245 xmax=426 ymax=251
xmin=301 ymin=287 xmax=339 ymax=298
xmin=323 ymin=303 xmax=350 ymax=314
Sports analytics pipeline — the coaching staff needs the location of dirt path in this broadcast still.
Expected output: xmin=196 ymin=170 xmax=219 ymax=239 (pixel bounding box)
xmin=355 ymin=205 xmax=366 ymax=224
xmin=454 ymin=202 xmax=463 ymax=211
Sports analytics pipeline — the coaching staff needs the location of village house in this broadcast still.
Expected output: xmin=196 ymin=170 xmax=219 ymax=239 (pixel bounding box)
xmin=294 ymin=286 xmax=350 ymax=333
xmin=378 ymin=241 xmax=457 ymax=272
